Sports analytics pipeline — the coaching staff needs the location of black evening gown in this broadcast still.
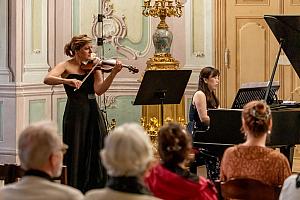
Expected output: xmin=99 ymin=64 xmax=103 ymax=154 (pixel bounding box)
xmin=188 ymin=98 xmax=221 ymax=181
xmin=63 ymin=73 xmax=107 ymax=193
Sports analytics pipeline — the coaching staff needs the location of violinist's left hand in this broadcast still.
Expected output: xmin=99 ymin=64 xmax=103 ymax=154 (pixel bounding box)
xmin=111 ymin=60 xmax=122 ymax=75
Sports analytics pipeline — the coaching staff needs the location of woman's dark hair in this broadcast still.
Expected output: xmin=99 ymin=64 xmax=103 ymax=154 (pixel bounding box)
xmin=242 ymin=100 xmax=272 ymax=137
xmin=158 ymin=123 xmax=192 ymax=165
xmin=198 ymin=66 xmax=220 ymax=108
xmin=64 ymin=34 xmax=92 ymax=57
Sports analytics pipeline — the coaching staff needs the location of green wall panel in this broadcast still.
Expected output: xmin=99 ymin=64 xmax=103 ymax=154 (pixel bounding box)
xmin=103 ymin=96 xmax=142 ymax=127
xmin=29 ymin=99 xmax=46 ymax=124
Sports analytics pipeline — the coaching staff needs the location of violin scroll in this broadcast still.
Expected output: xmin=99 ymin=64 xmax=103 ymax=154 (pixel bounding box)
xmin=126 ymin=65 xmax=139 ymax=74
xmin=101 ymin=59 xmax=139 ymax=74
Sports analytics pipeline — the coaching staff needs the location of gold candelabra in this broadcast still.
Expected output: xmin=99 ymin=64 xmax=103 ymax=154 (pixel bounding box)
xmin=142 ymin=0 xmax=184 ymax=29
xmin=141 ymin=116 xmax=186 ymax=154
xmin=142 ymin=0 xmax=184 ymax=70
xmin=107 ymin=118 xmax=117 ymax=133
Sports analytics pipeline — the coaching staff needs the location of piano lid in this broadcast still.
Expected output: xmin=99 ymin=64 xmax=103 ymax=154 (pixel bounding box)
xmin=264 ymin=15 xmax=300 ymax=78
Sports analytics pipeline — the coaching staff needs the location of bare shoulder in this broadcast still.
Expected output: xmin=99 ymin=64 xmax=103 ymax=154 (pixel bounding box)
xmin=54 ymin=60 xmax=70 ymax=69
xmin=48 ymin=60 xmax=72 ymax=77
xmin=193 ymin=90 xmax=206 ymax=103
xmin=194 ymin=90 xmax=205 ymax=98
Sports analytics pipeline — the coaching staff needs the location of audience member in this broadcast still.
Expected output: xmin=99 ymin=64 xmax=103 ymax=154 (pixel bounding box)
xmin=145 ymin=122 xmax=217 ymax=200
xmin=279 ymin=173 xmax=300 ymax=200
xmin=0 ymin=121 xmax=84 ymax=200
xmin=220 ymin=100 xmax=291 ymax=186
xmin=84 ymin=123 xmax=160 ymax=200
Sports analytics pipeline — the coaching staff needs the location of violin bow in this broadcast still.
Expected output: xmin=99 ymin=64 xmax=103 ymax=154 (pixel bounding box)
xmin=73 ymin=63 xmax=98 ymax=92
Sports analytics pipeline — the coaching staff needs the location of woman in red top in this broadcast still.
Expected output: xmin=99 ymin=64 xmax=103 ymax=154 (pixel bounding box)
xmin=145 ymin=123 xmax=217 ymax=200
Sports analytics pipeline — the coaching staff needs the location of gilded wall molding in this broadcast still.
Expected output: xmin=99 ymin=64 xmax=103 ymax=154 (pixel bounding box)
xmin=214 ymin=0 xmax=227 ymax=107
xmin=291 ymin=0 xmax=300 ymax=5
xmin=235 ymin=0 xmax=270 ymax=6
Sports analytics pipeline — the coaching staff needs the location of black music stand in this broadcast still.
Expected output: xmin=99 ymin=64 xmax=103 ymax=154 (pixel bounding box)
xmin=133 ymin=70 xmax=192 ymax=126
xmin=231 ymin=84 xmax=280 ymax=109
xmin=264 ymin=15 xmax=300 ymax=102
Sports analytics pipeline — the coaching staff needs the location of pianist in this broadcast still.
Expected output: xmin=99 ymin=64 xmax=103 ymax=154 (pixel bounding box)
xmin=188 ymin=66 xmax=221 ymax=181
xmin=220 ymin=100 xmax=291 ymax=186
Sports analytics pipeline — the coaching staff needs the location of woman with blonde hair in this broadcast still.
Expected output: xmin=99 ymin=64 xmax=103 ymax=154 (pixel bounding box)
xmin=44 ymin=34 xmax=122 ymax=192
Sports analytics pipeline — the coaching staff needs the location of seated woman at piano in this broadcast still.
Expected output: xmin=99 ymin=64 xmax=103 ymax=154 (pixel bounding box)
xmin=144 ymin=123 xmax=218 ymax=200
xmin=188 ymin=66 xmax=221 ymax=181
xmin=220 ymin=100 xmax=291 ymax=186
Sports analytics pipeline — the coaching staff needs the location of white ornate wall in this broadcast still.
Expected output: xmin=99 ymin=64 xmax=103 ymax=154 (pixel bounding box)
xmin=0 ymin=0 xmax=16 ymax=163
xmin=184 ymin=0 xmax=214 ymax=83
xmin=0 ymin=0 xmax=11 ymax=83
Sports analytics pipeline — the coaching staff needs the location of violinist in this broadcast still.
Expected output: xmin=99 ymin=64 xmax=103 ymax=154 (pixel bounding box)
xmin=44 ymin=34 xmax=122 ymax=193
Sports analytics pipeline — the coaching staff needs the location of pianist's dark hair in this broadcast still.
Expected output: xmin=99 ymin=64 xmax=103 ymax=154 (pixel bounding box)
xmin=242 ymin=100 xmax=272 ymax=138
xmin=198 ymin=67 xmax=220 ymax=109
xmin=158 ymin=123 xmax=192 ymax=166
xmin=64 ymin=34 xmax=92 ymax=57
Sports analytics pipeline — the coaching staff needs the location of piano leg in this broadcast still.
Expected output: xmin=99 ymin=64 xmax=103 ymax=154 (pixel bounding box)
xmin=279 ymin=145 xmax=295 ymax=169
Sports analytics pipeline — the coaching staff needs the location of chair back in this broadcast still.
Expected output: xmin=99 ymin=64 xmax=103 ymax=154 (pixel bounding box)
xmin=0 ymin=164 xmax=10 ymax=184
xmin=221 ymin=178 xmax=282 ymax=200
xmin=0 ymin=164 xmax=67 ymax=185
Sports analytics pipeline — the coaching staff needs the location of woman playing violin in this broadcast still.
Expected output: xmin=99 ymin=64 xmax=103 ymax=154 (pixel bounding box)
xmin=44 ymin=34 xmax=122 ymax=193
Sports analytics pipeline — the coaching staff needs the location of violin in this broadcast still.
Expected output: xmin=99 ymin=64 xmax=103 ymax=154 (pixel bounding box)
xmin=73 ymin=59 xmax=138 ymax=92
xmin=80 ymin=59 xmax=139 ymax=74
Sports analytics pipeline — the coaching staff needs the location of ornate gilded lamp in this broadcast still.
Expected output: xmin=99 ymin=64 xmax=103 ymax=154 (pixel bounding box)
xmin=142 ymin=0 xmax=184 ymax=70
xmin=141 ymin=0 xmax=186 ymax=141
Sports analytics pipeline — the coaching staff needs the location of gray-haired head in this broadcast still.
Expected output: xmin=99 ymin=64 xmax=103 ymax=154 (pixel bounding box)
xmin=101 ymin=123 xmax=153 ymax=177
xmin=18 ymin=121 xmax=63 ymax=172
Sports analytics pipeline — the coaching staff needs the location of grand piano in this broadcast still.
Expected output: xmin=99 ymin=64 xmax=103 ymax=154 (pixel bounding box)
xmin=193 ymin=15 xmax=300 ymax=167
xmin=193 ymin=108 xmax=300 ymax=165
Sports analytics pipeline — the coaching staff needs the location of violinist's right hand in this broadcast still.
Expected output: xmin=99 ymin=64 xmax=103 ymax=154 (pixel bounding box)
xmin=65 ymin=78 xmax=82 ymax=89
